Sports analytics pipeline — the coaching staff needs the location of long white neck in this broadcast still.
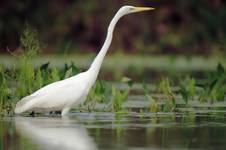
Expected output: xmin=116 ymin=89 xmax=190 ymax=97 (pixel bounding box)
xmin=87 ymin=10 xmax=124 ymax=85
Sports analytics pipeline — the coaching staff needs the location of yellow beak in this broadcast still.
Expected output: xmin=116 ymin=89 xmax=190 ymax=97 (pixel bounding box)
xmin=133 ymin=7 xmax=155 ymax=13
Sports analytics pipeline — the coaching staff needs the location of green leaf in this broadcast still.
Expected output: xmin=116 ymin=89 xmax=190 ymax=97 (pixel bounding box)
xmin=188 ymin=78 xmax=196 ymax=97
xmin=179 ymin=87 xmax=188 ymax=104
xmin=217 ymin=63 xmax=225 ymax=75
xmin=0 ymin=72 xmax=3 ymax=84
xmin=64 ymin=67 xmax=73 ymax=79
xmin=209 ymin=79 xmax=217 ymax=90
xmin=71 ymin=62 xmax=80 ymax=75
xmin=121 ymin=77 xmax=134 ymax=87
xmin=51 ymin=68 xmax=60 ymax=82
xmin=142 ymin=82 xmax=149 ymax=95
xmin=40 ymin=62 xmax=50 ymax=71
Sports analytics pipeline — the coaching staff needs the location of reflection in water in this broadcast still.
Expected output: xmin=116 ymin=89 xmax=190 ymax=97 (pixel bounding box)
xmin=15 ymin=117 xmax=97 ymax=150
xmin=1 ymin=113 xmax=225 ymax=150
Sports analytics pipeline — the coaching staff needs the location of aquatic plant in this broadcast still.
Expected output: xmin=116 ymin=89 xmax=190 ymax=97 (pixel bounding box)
xmin=85 ymin=80 xmax=112 ymax=111
xmin=16 ymin=25 xmax=41 ymax=98
xmin=88 ymin=80 xmax=111 ymax=103
xmin=63 ymin=62 xmax=80 ymax=79
xmin=111 ymin=77 xmax=133 ymax=112
xmin=142 ymin=82 xmax=158 ymax=113
xmin=85 ymin=77 xmax=133 ymax=112
xmin=157 ymin=78 xmax=176 ymax=112
xmin=17 ymin=57 xmax=35 ymax=97
xmin=111 ymin=85 xmax=129 ymax=112
xmin=0 ymin=66 xmax=9 ymax=113
xmin=179 ymin=77 xmax=196 ymax=104
xmin=1 ymin=25 xmax=226 ymax=115
xmin=51 ymin=68 xmax=61 ymax=82
xmin=198 ymin=63 xmax=226 ymax=103
xmin=34 ymin=69 xmax=43 ymax=90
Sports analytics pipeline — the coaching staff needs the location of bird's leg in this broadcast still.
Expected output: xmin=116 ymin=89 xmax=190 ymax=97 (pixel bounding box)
xmin=49 ymin=111 xmax=55 ymax=116
xmin=55 ymin=111 xmax=61 ymax=115
xmin=49 ymin=111 xmax=61 ymax=116
xmin=61 ymin=107 xmax=70 ymax=116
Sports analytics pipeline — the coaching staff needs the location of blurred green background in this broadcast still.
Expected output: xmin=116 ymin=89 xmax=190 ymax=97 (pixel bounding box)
xmin=1 ymin=0 xmax=226 ymax=55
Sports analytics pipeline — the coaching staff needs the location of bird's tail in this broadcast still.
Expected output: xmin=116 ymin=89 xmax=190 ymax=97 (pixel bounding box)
xmin=14 ymin=95 xmax=36 ymax=114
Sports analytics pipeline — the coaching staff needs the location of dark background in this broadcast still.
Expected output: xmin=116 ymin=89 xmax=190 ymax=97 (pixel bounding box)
xmin=0 ymin=0 xmax=226 ymax=55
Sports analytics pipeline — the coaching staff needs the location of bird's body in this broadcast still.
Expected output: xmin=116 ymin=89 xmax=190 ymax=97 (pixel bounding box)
xmin=14 ymin=6 xmax=154 ymax=116
xmin=15 ymin=71 xmax=92 ymax=115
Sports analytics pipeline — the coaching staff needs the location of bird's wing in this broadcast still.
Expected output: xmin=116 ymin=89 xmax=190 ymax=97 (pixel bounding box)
xmin=14 ymin=72 xmax=89 ymax=114
xmin=14 ymin=95 xmax=35 ymax=114
xmin=14 ymin=80 xmax=65 ymax=114
xmin=14 ymin=94 xmax=39 ymax=114
xmin=15 ymin=95 xmax=37 ymax=109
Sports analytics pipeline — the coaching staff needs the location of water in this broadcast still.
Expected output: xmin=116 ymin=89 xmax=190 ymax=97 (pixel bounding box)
xmin=1 ymin=112 xmax=226 ymax=150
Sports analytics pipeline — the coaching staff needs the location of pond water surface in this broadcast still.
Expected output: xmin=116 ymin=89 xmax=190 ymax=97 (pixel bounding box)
xmin=1 ymin=112 xmax=226 ymax=150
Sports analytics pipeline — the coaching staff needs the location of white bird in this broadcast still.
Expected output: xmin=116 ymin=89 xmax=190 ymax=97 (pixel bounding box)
xmin=14 ymin=6 xmax=154 ymax=116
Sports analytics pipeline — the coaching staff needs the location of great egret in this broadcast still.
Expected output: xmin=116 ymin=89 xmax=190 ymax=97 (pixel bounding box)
xmin=14 ymin=6 xmax=154 ymax=116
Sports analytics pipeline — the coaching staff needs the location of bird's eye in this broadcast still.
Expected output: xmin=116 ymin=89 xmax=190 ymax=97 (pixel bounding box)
xmin=129 ymin=7 xmax=134 ymax=11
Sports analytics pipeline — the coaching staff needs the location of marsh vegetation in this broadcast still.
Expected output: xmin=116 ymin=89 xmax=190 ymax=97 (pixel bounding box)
xmin=0 ymin=26 xmax=225 ymax=116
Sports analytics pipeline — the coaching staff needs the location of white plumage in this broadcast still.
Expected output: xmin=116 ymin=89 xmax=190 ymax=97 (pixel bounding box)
xmin=14 ymin=6 xmax=154 ymax=116
xmin=15 ymin=72 xmax=91 ymax=115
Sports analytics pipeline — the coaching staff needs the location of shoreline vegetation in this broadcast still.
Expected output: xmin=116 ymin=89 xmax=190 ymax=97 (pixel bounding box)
xmin=0 ymin=26 xmax=226 ymax=116
xmin=1 ymin=54 xmax=225 ymax=72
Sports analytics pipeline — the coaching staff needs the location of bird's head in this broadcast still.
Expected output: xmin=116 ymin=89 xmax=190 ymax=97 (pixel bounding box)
xmin=119 ymin=6 xmax=155 ymax=16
